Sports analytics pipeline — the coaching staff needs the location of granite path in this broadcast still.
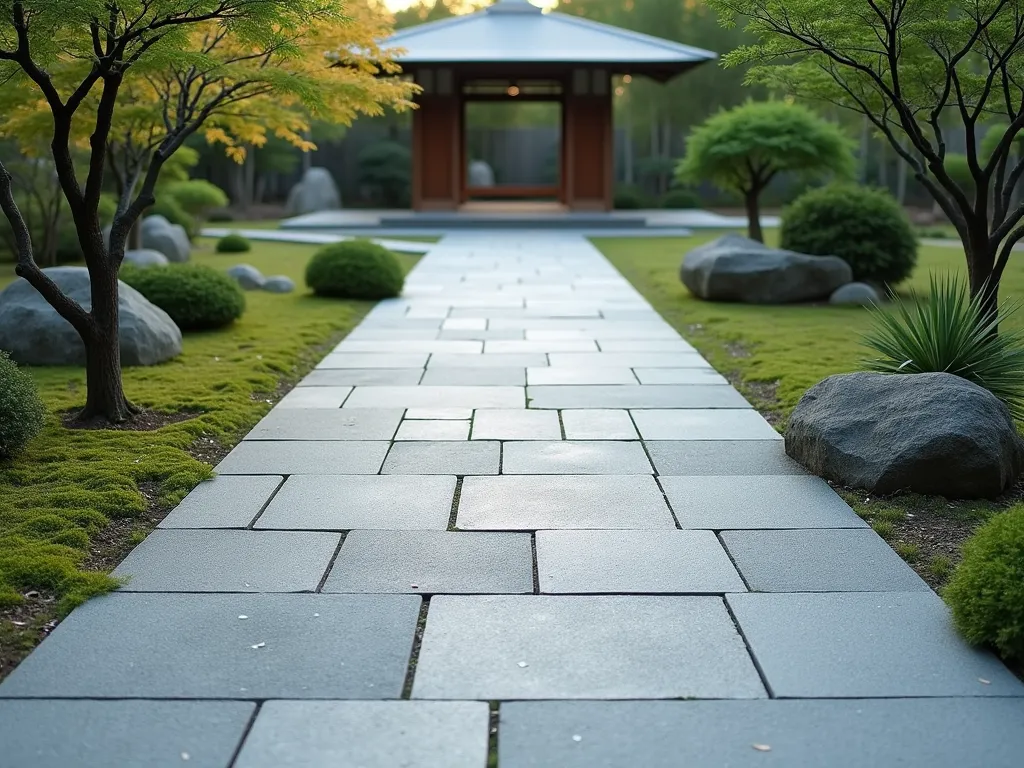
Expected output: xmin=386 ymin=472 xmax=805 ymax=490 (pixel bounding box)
xmin=2 ymin=233 xmax=1023 ymax=766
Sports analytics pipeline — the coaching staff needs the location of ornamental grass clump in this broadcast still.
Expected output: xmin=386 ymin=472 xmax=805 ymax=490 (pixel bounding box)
xmin=862 ymin=273 xmax=1024 ymax=419
xmin=0 ymin=351 xmax=46 ymax=460
xmin=945 ymin=506 xmax=1024 ymax=662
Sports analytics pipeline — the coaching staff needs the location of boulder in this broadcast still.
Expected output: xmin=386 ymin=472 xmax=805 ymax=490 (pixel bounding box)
xmin=262 ymin=276 xmax=295 ymax=294
xmin=830 ymin=282 xmax=881 ymax=306
xmin=468 ymin=160 xmax=495 ymax=187
xmin=227 ymin=264 xmax=265 ymax=290
xmin=123 ymin=249 xmax=169 ymax=269
xmin=286 ymin=167 xmax=341 ymax=216
xmin=141 ymin=215 xmax=190 ymax=262
xmin=680 ymin=234 xmax=852 ymax=304
xmin=0 ymin=266 xmax=182 ymax=367
xmin=786 ymin=372 xmax=1024 ymax=499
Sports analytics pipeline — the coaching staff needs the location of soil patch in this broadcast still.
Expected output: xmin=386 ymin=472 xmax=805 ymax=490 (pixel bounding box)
xmin=61 ymin=407 xmax=201 ymax=432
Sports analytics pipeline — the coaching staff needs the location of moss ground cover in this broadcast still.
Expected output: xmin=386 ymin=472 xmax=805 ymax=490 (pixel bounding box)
xmin=0 ymin=237 xmax=422 ymax=679
xmin=595 ymin=233 xmax=1024 ymax=598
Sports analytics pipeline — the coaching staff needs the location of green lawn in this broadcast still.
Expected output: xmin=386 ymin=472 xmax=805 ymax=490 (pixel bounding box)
xmin=0 ymin=237 xmax=423 ymax=679
xmin=594 ymin=232 xmax=1023 ymax=593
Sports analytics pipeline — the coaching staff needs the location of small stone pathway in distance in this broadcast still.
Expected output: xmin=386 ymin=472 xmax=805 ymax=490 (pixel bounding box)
xmin=2 ymin=232 xmax=1023 ymax=767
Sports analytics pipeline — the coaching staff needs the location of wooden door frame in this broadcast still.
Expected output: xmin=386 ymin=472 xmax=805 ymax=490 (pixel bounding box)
xmin=459 ymin=94 xmax=565 ymax=204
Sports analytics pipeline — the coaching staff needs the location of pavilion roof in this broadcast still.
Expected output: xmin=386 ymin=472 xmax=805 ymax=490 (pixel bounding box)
xmin=383 ymin=0 xmax=717 ymax=82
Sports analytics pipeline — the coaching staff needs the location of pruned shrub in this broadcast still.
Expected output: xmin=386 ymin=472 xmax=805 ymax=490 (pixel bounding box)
xmin=780 ymin=184 xmax=917 ymax=285
xmin=356 ymin=141 xmax=411 ymax=208
xmin=305 ymin=240 xmax=404 ymax=300
xmin=862 ymin=273 xmax=1024 ymax=418
xmin=216 ymin=233 xmax=252 ymax=254
xmin=121 ymin=263 xmax=245 ymax=331
xmin=662 ymin=188 xmax=700 ymax=209
xmin=0 ymin=350 xmax=46 ymax=460
xmin=163 ymin=180 xmax=229 ymax=218
xmin=614 ymin=186 xmax=647 ymax=210
xmin=149 ymin=195 xmax=197 ymax=239
xmin=945 ymin=506 xmax=1024 ymax=661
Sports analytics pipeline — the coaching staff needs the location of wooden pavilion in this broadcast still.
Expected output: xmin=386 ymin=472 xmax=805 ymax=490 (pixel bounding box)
xmin=384 ymin=0 xmax=716 ymax=212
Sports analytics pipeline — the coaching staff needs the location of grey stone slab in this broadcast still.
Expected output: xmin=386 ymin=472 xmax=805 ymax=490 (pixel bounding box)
xmin=429 ymin=352 xmax=549 ymax=368
xmin=525 ymin=326 xmax=678 ymax=339
xmin=485 ymin=340 xmax=598 ymax=353
xmin=631 ymin=409 xmax=779 ymax=440
xmin=457 ymin=476 xmax=675 ymax=529
xmin=316 ymin=353 xmax=429 ymax=369
xmin=659 ymin=475 xmax=868 ymax=529
xmin=216 ymin=441 xmax=389 ymax=475
xmin=633 ymin=367 xmax=729 ymax=385
xmin=420 ymin=367 xmax=526 ymax=385
xmin=395 ymin=420 xmax=471 ymax=440
xmin=528 ymin=386 xmax=747 ymax=409
xmin=383 ymin=441 xmax=500 ymax=475
xmin=412 ymin=596 xmax=765 ymax=699
xmin=323 ymin=530 xmax=533 ymax=594
xmin=598 ymin=340 xmax=695 ymax=352
xmin=298 ymin=368 xmax=424 ymax=387
xmin=0 ymin=700 xmax=255 ymax=768
xmin=646 ymin=441 xmax=806 ymax=475
xmin=439 ymin=328 xmax=526 ymax=340
xmin=345 ymin=385 xmax=524 ymax=409
xmin=336 ymin=339 xmax=482 ymax=354
xmin=502 ymin=441 xmax=652 ymax=474
xmin=245 ymin=408 xmax=403 ymax=440
xmin=234 ymin=701 xmax=489 ymax=768
xmin=275 ymin=386 xmax=351 ymax=408
xmin=548 ymin=352 xmax=710 ymax=368
xmin=721 ymin=529 xmax=930 ymax=592
xmin=727 ymin=591 xmax=1024 ymax=697
xmin=442 ymin=318 xmax=486 ymax=329
xmin=537 ymin=530 xmax=745 ymax=594
xmin=498 ymin=699 xmax=1024 ymax=768
xmin=472 ymin=409 xmax=562 ymax=440
xmin=160 ymin=475 xmax=282 ymax=528
xmin=448 ymin=307 xmax=601 ymax=318
xmin=113 ymin=530 xmax=340 ymax=591
xmin=0 ymin=593 xmax=420 ymax=699
xmin=560 ymin=409 xmax=638 ymax=440
xmin=406 ymin=407 xmax=473 ymax=420
xmin=257 ymin=475 xmax=456 ymax=530
xmin=527 ymin=367 xmax=637 ymax=385
xmin=345 ymin=328 xmax=440 ymax=340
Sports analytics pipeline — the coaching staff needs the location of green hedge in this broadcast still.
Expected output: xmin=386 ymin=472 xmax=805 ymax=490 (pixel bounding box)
xmin=216 ymin=234 xmax=252 ymax=254
xmin=0 ymin=351 xmax=46 ymax=460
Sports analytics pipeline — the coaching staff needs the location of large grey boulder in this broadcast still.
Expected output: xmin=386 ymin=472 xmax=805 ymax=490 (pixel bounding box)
xmin=286 ymin=167 xmax=341 ymax=216
xmin=141 ymin=215 xmax=190 ymax=263
xmin=123 ymin=249 xmax=169 ymax=269
xmin=468 ymin=160 xmax=495 ymax=187
xmin=261 ymin=276 xmax=295 ymax=294
xmin=0 ymin=267 xmax=182 ymax=366
xmin=830 ymin=282 xmax=881 ymax=306
xmin=786 ymin=372 xmax=1024 ymax=499
xmin=680 ymin=234 xmax=852 ymax=304
xmin=227 ymin=264 xmax=265 ymax=290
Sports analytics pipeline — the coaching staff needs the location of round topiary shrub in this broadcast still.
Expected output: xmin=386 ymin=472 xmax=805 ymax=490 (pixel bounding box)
xmin=216 ymin=234 xmax=252 ymax=254
xmin=0 ymin=350 xmax=46 ymax=460
xmin=662 ymin=188 xmax=700 ymax=209
xmin=945 ymin=507 xmax=1024 ymax=662
xmin=305 ymin=240 xmax=404 ymax=300
xmin=780 ymin=184 xmax=918 ymax=285
xmin=613 ymin=186 xmax=646 ymax=210
xmin=120 ymin=263 xmax=245 ymax=331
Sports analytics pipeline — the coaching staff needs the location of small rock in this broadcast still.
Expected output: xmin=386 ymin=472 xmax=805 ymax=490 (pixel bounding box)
xmin=141 ymin=215 xmax=190 ymax=262
xmin=251 ymin=642 xmax=265 ymax=649
xmin=227 ymin=264 xmax=265 ymax=290
xmin=238 ymin=615 xmax=248 ymax=620
xmin=829 ymin=281 xmax=881 ymax=306
xmin=752 ymin=744 xmax=772 ymax=752
xmin=123 ymin=249 xmax=169 ymax=269
xmin=786 ymin=372 xmax=1024 ymax=498
xmin=517 ymin=661 xmax=528 ymax=668
xmin=261 ymin=275 xmax=295 ymax=294
xmin=572 ymin=735 xmax=583 ymax=743
xmin=680 ymin=234 xmax=852 ymax=304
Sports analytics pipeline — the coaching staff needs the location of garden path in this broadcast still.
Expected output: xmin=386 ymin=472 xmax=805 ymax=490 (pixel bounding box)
xmin=2 ymin=233 xmax=1023 ymax=766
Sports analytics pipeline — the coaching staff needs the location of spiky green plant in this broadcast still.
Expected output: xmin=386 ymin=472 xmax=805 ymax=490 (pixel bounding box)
xmin=862 ymin=273 xmax=1024 ymax=419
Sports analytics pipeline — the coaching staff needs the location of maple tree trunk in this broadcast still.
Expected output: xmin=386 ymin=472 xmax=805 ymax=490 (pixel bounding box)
xmin=745 ymin=189 xmax=763 ymax=243
xmin=77 ymin=265 xmax=134 ymax=423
